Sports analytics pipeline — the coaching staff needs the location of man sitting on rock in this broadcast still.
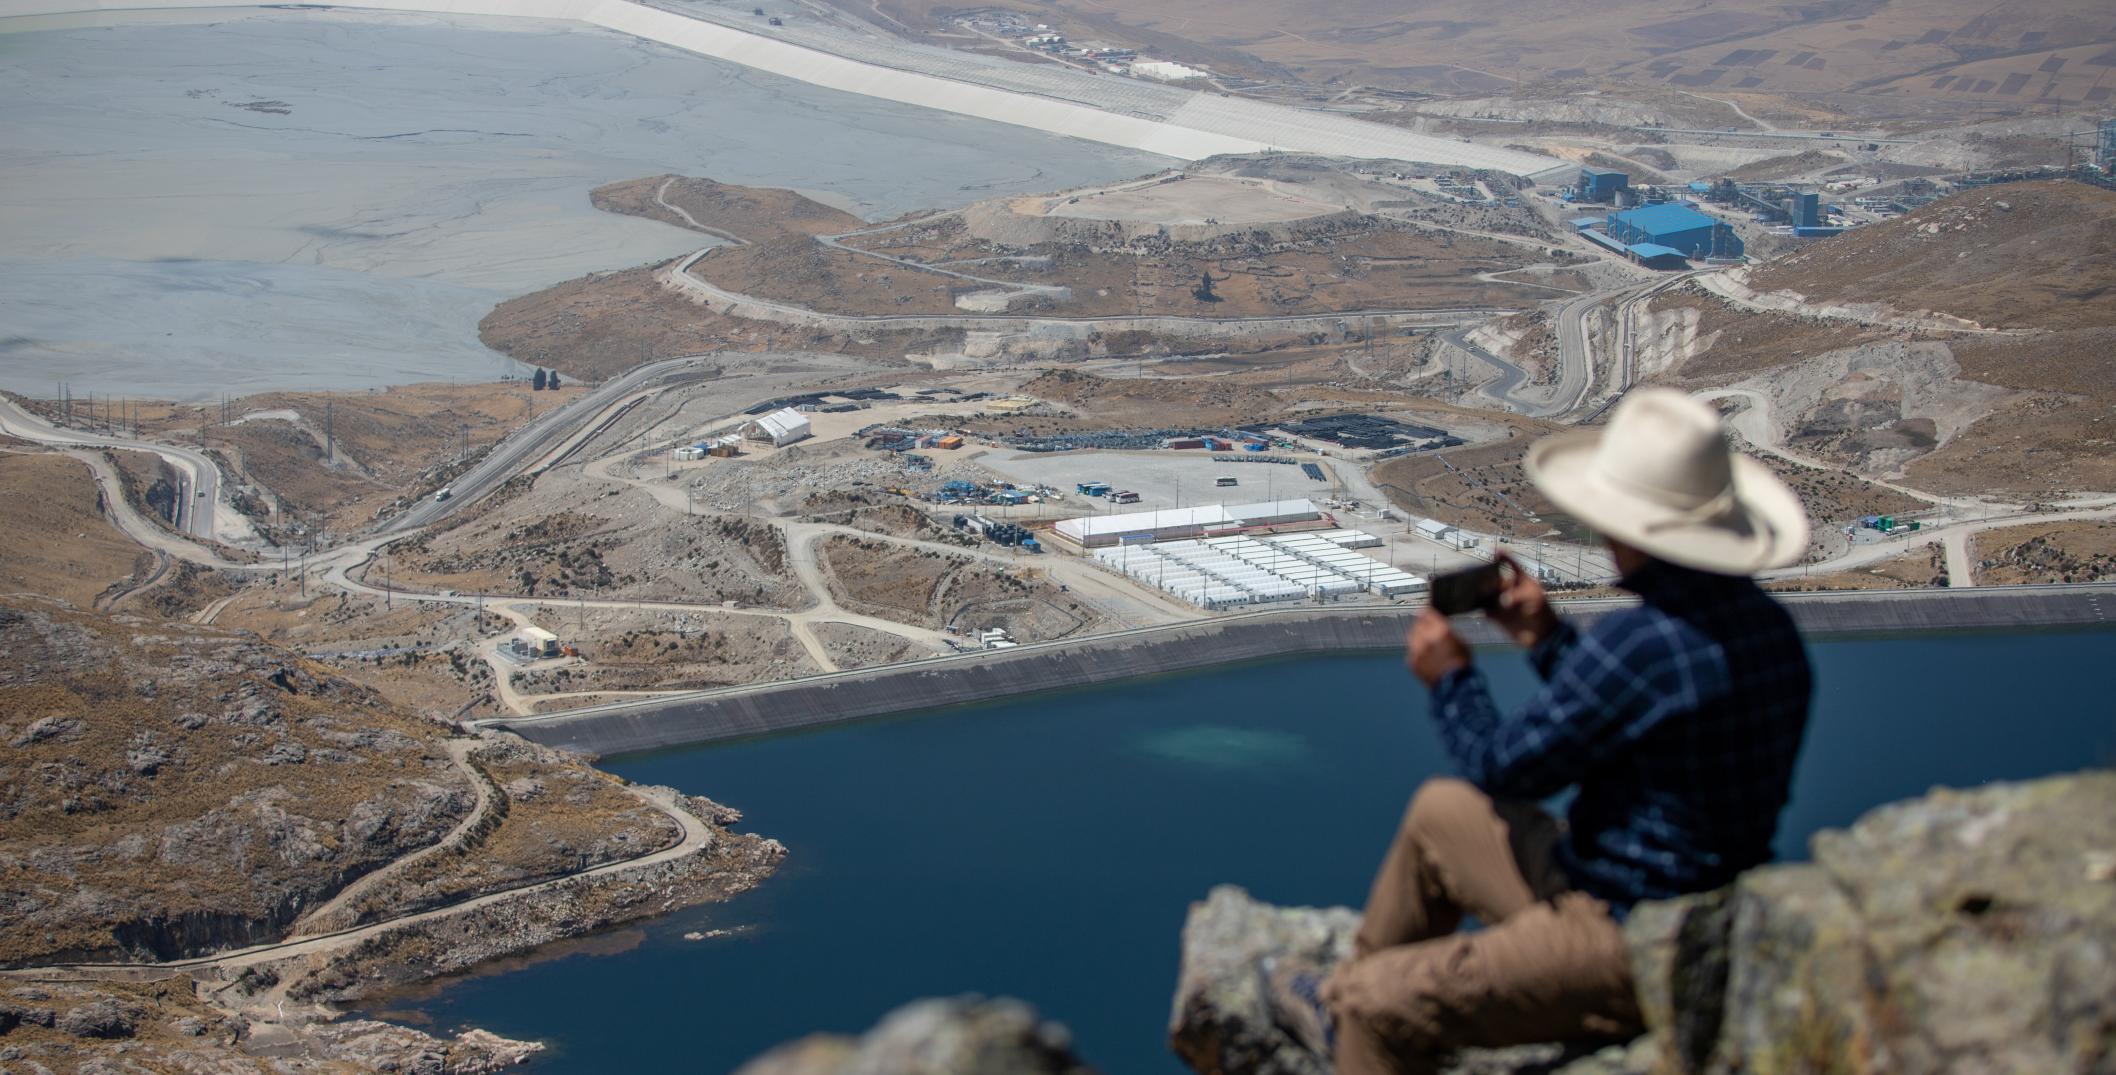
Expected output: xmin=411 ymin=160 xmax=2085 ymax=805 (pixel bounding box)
xmin=1269 ymin=388 xmax=1815 ymax=1074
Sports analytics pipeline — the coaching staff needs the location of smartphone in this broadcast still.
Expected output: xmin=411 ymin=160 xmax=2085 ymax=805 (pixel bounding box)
xmin=1429 ymin=562 xmax=1505 ymax=616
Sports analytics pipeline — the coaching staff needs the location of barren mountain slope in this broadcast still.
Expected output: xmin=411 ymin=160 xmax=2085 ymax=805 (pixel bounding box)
xmin=1745 ymin=182 xmax=2116 ymax=331
xmin=1655 ymin=182 xmax=2116 ymax=496
xmin=834 ymin=0 xmax=2116 ymax=104
xmin=0 ymin=599 xmax=474 ymax=966
xmin=0 ymin=453 xmax=152 ymax=609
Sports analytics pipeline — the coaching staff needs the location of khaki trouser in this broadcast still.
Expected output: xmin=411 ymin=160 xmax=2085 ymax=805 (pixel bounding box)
xmin=1322 ymin=778 xmax=1642 ymax=1075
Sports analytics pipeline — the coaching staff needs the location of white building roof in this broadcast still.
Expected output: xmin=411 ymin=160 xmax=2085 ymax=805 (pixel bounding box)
xmin=1226 ymin=498 xmax=1318 ymax=522
xmin=1057 ymin=504 xmax=1232 ymax=540
xmin=1056 ymin=498 xmax=1321 ymax=541
xmin=749 ymin=408 xmax=811 ymax=441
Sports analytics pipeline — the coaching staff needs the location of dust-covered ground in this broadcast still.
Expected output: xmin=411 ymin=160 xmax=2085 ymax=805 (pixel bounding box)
xmin=1971 ymin=520 xmax=2116 ymax=585
xmin=1763 ymin=543 xmax=1949 ymax=592
xmin=817 ymin=534 xmax=1103 ymax=641
xmin=0 ymin=451 xmax=154 ymax=609
xmin=514 ymin=604 xmax=825 ymax=693
xmin=384 ymin=481 xmax=805 ymax=609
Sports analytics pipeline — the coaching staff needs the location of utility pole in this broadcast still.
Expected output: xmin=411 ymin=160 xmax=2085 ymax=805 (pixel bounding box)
xmin=324 ymin=401 xmax=333 ymax=467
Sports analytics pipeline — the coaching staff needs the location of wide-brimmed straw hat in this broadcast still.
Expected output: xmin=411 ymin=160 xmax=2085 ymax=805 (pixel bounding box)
xmin=1525 ymin=388 xmax=1808 ymax=574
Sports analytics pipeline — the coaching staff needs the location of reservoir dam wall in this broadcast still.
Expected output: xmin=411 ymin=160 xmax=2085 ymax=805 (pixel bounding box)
xmin=0 ymin=0 xmax=1565 ymax=177
xmin=487 ymin=584 xmax=2114 ymax=757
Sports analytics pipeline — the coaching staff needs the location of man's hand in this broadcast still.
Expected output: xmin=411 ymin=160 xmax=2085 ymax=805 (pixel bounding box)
xmin=1487 ymin=551 xmax=1560 ymax=650
xmin=1407 ymin=607 xmax=1471 ymax=687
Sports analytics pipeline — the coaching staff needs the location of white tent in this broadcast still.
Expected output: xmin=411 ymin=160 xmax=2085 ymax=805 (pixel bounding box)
xmin=744 ymin=407 xmax=812 ymax=447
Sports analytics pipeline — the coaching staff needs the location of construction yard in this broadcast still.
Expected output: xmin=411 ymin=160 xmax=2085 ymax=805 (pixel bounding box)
xmin=13 ymin=168 xmax=2116 ymax=726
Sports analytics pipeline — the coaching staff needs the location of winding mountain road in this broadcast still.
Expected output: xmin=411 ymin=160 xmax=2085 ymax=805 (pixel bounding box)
xmin=0 ymin=396 xmax=238 ymax=543
xmin=383 ymin=354 xmax=723 ymax=534
xmin=7 ymin=755 xmax=710 ymax=981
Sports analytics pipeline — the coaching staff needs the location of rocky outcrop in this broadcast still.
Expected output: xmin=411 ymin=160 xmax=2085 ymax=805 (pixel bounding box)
xmin=1171 ymin=773 xmax=2116 ymax=1075
xmin=282 ymin=791 xmax=784 ymax=1005
xmin=734 ymin=997 xmax=1096 ymax=1075
xmin=1628 ymin=770 xmax=2116 ymax=1075
xmin=0 ymin=979 xmax=541 ymax=1073
xmin=0 ymin=598 xmax=477 ymax=967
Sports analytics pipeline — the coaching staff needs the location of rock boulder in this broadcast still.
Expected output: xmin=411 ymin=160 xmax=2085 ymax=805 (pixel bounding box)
xmin=735 ymin=997 xmax=1095 ymax=1075
xmin=1170 ymin=773 xmax=2116 ymax=1075
xmin=1631 ymin=770 xmax=2116 ymax=1074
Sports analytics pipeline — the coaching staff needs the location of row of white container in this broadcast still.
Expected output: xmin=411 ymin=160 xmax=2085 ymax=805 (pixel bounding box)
xmin=1307 ymin=528 xmax=1383 ymax=549
xmin=1205 ymin=535 xmax=1428 ymax=597
xmin=1091 ymin=544 xmax=1314 ymax=610
xmin=1091 ymin=532 xmax=1424 ymax=610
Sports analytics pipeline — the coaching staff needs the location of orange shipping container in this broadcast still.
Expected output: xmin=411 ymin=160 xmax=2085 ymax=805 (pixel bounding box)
xmin=936 ymin=435 xmax=965 ymax=449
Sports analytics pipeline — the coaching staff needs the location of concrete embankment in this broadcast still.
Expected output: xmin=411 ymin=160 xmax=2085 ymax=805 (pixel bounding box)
xmin=490 ymin=584 xmax=2113 ymax=757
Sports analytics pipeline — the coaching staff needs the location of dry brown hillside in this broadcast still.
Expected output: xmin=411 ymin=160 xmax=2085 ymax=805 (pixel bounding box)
xmin=1746 ymin=182 xmax=2116 ymax=331
xmin=1645 ymin=182 xmax=2116 ymax=496
xmin=204 ymin=382 xmax=588 ymax=533
xmin=0 ymin=452 xmax=153 ymax=609
xmin=0 ymin=598 xmax=474 ymax=966
xmin=830 ymin=0 xmax=2116 ymax=105
xmin=1021 ymin=368 xmax=1283 ymax=426
xmin=592 ymin=175 xmax=864 ymax=242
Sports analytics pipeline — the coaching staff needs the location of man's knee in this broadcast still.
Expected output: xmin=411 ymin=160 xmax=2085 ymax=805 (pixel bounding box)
xmin=1403 ymin=776 xmax=1487 ymax=838
xmin=1325 ymin=942 xmax=1471 ymax=1057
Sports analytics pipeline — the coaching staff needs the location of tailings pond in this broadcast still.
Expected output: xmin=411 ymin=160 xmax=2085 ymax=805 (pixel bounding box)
xmin=373 ymin=628 xmax=2116 ymax=1073
xmin=0 ymin=10 xmax=1171 ymax=399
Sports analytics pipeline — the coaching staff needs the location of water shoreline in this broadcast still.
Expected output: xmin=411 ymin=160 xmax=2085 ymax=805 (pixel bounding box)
xmin=486 ymin=583 xmax=2115 ymax=757
xmin=0 ymin=0 xmax=1561 ymax=175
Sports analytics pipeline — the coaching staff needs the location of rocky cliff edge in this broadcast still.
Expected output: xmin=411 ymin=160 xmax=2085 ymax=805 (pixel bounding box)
xmin=1170 ymin=771 xmax=2116 ymax=1075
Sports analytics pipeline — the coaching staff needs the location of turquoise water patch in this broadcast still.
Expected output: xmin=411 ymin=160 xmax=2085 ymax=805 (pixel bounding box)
xmin=1132 ymin=724 xmax=1311 ymax=772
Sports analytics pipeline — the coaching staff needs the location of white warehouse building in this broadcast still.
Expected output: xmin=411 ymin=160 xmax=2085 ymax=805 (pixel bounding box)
xmin=743 ymin=407 xmax=813 ymax=447
xmin=1052 ymin=499 xmax=1322 ymax=550
xmin=1413 ymin=518 xmax=1459 ymax=544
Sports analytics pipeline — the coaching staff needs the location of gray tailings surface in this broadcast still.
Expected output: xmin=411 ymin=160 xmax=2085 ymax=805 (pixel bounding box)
xmin=488 ymin=584 xmax=2114 ymax=757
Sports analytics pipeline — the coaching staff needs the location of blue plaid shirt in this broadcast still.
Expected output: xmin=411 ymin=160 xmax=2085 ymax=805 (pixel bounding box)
xmin=1430 ymin=561 xmax=1812 ymax=911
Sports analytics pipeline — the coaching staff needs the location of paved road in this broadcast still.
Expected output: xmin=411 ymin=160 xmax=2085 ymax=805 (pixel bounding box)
xmin=382 ymin=355 xmax=721 ymax=534
xmin=60 ymin=449 xmax=250 ymax=568
xmin=0 ymin=395 xmax=232 ymax=543
xmin=1633 ymin=126 xmax=1915 ymax=145
xmin=1442 ymin=269 xmax=1708 ymax=422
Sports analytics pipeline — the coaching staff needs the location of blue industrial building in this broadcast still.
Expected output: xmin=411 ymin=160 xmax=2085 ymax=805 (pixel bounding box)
xmin=1605 ymin=204 xmax=1741 ymax=259
xmin=1788 ymin=191 xmax=1821 ymax=229
xmin=1578 ymin=167 xmax=1629 ymax=202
